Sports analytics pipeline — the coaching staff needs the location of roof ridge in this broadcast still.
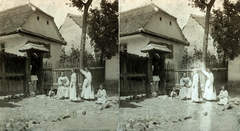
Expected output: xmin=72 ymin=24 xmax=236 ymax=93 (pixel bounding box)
xmin=121 ymin=3 xmax=154 ymax=13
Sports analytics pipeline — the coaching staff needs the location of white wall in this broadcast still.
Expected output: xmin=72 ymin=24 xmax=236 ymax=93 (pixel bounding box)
xmin=22 ymin=11 xmax=63 ymax=42
xmin=182 ymin=16 xmax=217 ymax=56
xmin=120 ymin=34 xmax=186 ymax=69
xmin=228 ymin=56 xmax=240 ymax=81
xmin=0 ymin=34 xmax=62 ymax=69
xmin=59 ymin=16 xmax=93 ymax=55
xmin=105 ymin=53 xmax=119 ymax=80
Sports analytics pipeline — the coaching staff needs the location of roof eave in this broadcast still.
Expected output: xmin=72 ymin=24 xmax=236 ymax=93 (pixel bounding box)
xmin=17 ymin=28 xmax=67 ymax=45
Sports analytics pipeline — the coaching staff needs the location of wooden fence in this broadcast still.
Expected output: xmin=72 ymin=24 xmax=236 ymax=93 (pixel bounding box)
xmin=120 ymin=52 xmax=149 ymax=96
xmin=0 ymin=52 xmax=26 ymax=95
xmin=166 ymin=60 xmax=227 ymax=89
xmin=43 ymin=61 xmax=105 ymax=93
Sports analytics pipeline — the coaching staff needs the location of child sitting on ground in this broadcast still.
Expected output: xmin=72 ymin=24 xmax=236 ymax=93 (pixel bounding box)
xmin=95 ymin=84 xmax=107 ymax=104
xmin=217 ymin=85 xmax=229 ymax=105
xmin=48 ymin=87 xmax=56 ymax=99
xmin=217 ymin=85 xmax=231 ymax=111
xmin=170 ymin=88 xmax=178 ymax=99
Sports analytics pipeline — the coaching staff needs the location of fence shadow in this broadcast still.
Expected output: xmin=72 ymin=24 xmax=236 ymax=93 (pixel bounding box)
xmin=120 ymin=100 xmax=142 ymax=108
xmin=0 ymin=99 xmax=21 ymax=108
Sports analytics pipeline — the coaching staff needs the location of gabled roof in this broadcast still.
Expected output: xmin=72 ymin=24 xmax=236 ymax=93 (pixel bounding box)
xmin=120 ymin=3 xmax=189 ymax=46
xmin=67 ymin=13 xmax=83 ymax=28
xmin=0 ymin=3 xmax=66 ymax=45
xmin=189 ymin=14 xmax=215 ymax=36
xmin=120 ymin=3 xmax=176 ymax=36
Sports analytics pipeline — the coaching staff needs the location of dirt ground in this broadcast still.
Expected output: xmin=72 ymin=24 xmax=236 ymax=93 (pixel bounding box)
xmin=119 ymin=84 xmax=240 ymax=131
xmin=0 ymin=81 xmax=119 ymax=131
xmin=1 ymin=82 xmax=240 ymax=131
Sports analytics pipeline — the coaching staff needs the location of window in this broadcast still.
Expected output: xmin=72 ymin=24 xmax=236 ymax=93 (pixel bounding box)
xmin=37 ymin=16 xmax=39 ymax=20
xmin=159 ymin=17 xmax=162 ymax=21
xmin=47 ymin=21 xmax=49 ymax=25
xmin=169 ymin=21 xmax=172 ymax=25
xmin=165 ymin=45 xmax=173 ymax=59
xmin=0 ymin=43 xmax=5 ymax=52
xmin=120 ymin=44 xmax=127 ymax=52
xmin=43 ymin=44 xmax=51 ymax=58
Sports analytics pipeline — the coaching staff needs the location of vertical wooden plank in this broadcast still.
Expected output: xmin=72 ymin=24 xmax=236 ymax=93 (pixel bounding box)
xmin=2 ymin=52 xmax=6 ymax=95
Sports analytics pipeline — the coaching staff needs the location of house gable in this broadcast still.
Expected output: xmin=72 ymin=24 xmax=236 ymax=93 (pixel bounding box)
xmin=21 ymin=11 xmax=64 ymax=43
xmin=0 ymin=3 xmax=66 ymax=45
xmin=120 ymin=3 xmax=188 ymax=46
xmin=144 ymin=12 xmax=187 ymax=45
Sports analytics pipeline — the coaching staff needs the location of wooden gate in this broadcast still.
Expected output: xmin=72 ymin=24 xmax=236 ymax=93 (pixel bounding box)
xmin=120 ymin=52 xmax=149 ymax=96
xmin=0 ymin=52 xmax=26 ymax=95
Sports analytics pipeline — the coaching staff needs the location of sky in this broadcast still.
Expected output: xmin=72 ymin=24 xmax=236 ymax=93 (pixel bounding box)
xmin=0 ymin=0 xmax=102 ymax=28
xmin=119 ymin=0 xmax=226 ymax=28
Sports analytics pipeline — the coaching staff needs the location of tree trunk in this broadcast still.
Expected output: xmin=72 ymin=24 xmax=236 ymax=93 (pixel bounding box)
xmin=79 ymin=0 xmax=93 ymax=83
xmin=202 ymin=0 xmax=215 ymax=70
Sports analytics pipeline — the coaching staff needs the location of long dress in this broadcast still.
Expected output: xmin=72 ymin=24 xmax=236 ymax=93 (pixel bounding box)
xmin=179 ymin=77 xmax=192 ymax=99
xmin=218 ymin=90 xmax=229 ymax=105
xmin=96 ymin=89 xmax=107 ymax=104
xmin=57 ymin=76 xmax=69 ymax=98
xmin=191 ymin=73 xmax=200 ymax=102
xmin=80 ymin=70 xmax=94 ymax=99
xmin=202 ymin=71 xmax=217 ymax=100
xmin=69 ymin=73 xmax=79 ymax=101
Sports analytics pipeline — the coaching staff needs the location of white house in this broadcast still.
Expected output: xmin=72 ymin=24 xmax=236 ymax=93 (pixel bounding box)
xmin=120 ymin=3 xmax=189 ymax=69
xmin=59 ymin=13 xmax=93 ymax=56
xmin=0 ymin=3 xmax=66 ymax=92
xmin=182 ymin=14 xmax=240 ymax=82
xmin=0 ymin=3 xmax=66 ymax=67
xmin=59 ymin=13 xmax=119 ymax=81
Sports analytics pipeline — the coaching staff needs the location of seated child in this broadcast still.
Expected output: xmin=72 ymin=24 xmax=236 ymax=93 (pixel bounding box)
xmin=217 ymin=85 xmax=229 ymax=105
xmin=95 ymin=84 xmax=107 ymax=104
xmin=48 ymin=87 xmax=56 ymax=99
xmin=170 ymin=88 xmax=178 ymax=99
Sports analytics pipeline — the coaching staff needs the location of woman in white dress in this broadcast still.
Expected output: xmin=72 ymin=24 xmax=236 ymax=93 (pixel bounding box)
xmin=179 ymin=73 xmax=192 ymax=100
xmin=69 ymin=69 xmax=79 ymax=101
xmin=57 ymin=72 xmax=69 ymax=99
xmin=80 ymin=68 xmax=94 ymax=100
xmin=191 ymin=69 xmax=201 ymax=102
xmin=202 ymin=69 xmax=217 ymax=100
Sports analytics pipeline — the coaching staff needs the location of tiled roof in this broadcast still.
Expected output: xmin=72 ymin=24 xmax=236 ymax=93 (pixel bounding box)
xmin=120 ymin=3 xmax=176 ymax=36
xmin=0 ymin=3 xmax=66 ymax=44
xmin=68 ymin=13 xmax=83 ymax=28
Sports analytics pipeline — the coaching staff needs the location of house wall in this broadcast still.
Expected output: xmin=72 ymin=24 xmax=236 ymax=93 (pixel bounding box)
xmin=59 ymin=16 xmax=93 ymax=56
xmin=120 ymin=35 xmax=186 ymax=69
xmin=228 ymin=56 xmax=240 ymax=81
xmin=0 ymin=34 xmax=62 ymax=69
xmin=144 ymin=12 xmax=186 ymax=42
xmin=22 ymin=11 xmax=63 ymax=42
xmin=182 ymin=16 xmax=216 ymax=56
xmin=105 ymin=53 xmax=119 ymax=80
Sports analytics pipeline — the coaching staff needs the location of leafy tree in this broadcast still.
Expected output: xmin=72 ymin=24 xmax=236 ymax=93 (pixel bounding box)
xmin=211 ymin=0 xmax=240 ymax=65
xmin=189 ymin=0 xmax=216 ymax=69
xmin=88 ymin=0 xmax=118 ymax=66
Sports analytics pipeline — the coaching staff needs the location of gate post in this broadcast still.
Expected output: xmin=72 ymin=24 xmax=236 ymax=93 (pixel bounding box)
xmin=146 ymin=52 xmax=152 ymax=97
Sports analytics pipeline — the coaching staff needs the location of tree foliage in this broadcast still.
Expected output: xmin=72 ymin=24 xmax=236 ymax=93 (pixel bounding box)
xmin=88 ymin=0 xmax=118 ymax=65
xmin=211 ymin=0 xmax=240 ymax=63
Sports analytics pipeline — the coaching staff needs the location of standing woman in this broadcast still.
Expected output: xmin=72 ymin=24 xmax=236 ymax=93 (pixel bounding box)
xmin=80 ymin=68 xmax=94 ymax=100
xmin=202 ymin=69 xmax=217 ymax=100
xmin=69 ymin=69 xmax=79 ymax=101
xmin=191 ymin=69 xmax=201 ymax=102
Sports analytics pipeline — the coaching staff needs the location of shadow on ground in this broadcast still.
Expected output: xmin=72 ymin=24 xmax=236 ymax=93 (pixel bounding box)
xmin=120 ymin=100 xmax=142 ymax=108
xmin=0 ymin=99 xmax=21 ymax=108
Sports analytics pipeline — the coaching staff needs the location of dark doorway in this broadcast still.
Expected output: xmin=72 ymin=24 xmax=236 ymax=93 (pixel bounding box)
xmin=30 ymin=52 xmax=41 ymax=91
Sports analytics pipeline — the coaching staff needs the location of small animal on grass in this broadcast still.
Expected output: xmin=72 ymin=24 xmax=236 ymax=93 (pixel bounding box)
xmin=170 ymin=88 xmax=178 ymax=99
